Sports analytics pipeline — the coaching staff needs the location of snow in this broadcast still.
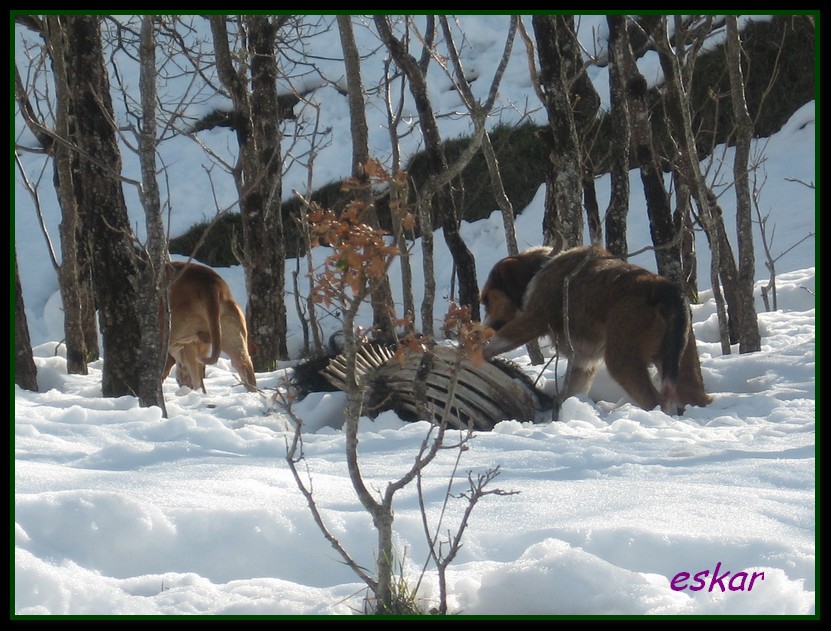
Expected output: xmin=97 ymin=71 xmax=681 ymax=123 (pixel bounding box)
xmin=14 ymin=15 xmax=816 ymax=617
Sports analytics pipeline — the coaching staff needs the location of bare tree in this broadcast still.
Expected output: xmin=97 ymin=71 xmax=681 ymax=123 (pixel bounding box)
xmin=603 ymin=15 xmax=632 ymax=257
xmin=725 ymin=15 xmax=761 ymax=353
xmin=673 ymin=172 xmax=701 ymax=301
xmin=531 ymin=15 xmax=584 ymax=249
xmin=134 ymin=15 xmax=169 ymax=411
xmin=374 ymin=16 xmax=481 ymax=327
xmin=289 ymin=193 xmax=404 ymax=613
xmin=282 ymin=191 xmax=507 ymax=613
xmin=433 ymin=16 xmax=549 ymax=364
xmin=31 ymin=15 xmax=144 ymax=396
xmin=291 ymin=100 xmax=327 ymax=357
xmin=615 ymin=17 xmax=683 ymax=285
xmin=48 ymin=31 xmax=91 ymax=375
xmin=15 ymin=247 xmax=38 ymax=392
xmin=564 ymin=18 xmax=602 ymax=247
xmin=15 ymin=16 xmax=98 ymax=374
xmin=381 ymin=54 xmax=416 ymax=336
xmin=337 ymin=15 xmax=397 ymax=344
xmin=754 ymin=176 xmax=815 ymax=312
xmin=647 ymin=15 xmax=749 ymax=354
xmin=210 ymin=15 xmax=289 ymax=367
xmin=436 ymin=16 xmax=520 ymax=257
xmin=415 ymin=461 xmax=516 ymax=614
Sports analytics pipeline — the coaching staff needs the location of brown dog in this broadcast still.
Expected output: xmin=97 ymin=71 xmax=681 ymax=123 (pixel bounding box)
xmin=162 ymin=261 xmax=257 ymax=393
xmin=481 ymin=245 xmax=712 ymax=414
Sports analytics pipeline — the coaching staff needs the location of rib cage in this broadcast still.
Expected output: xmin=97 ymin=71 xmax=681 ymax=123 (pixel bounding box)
xmin=323 ymin=343 xmax=554 ymax=431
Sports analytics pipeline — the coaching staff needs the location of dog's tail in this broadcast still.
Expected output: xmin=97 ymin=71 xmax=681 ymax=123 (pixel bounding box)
xmin=658 ymin=284 xmax=690 ymax=407
xmin=199 ymin=287 xmax=223 ymax=366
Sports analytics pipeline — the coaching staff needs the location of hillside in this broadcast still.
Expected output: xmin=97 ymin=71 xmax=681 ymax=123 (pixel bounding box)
xmin=170 ymin=15 xmax=815 ymax=266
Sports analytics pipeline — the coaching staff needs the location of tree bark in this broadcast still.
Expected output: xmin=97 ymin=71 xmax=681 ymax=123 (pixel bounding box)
xmin=648 ymin=15 xmax=731 ymax=353
xmin=603 ymin=16 xmax=631 ymax=257
xmin=15 ymin=248 xmax=39 ymax=392
xmin=337 ymin=15 xmax=397 ymax=343
xmin=59 ymin=15 xmax=142 ymax=396
xmin=561 ymin=17 xmax=601 ymax=247
xmin=382 ymin=56 xmax=416 ymax=335
xmin=672 ymin=172 xmax=700 ymax=301
xmin=211 ymin=15 xmax=288 ymax=368
xmin=726 ymin=16 xmax=761 ymax=353
xmin=21 ymin=18 xmax=92 ymax=375
xmin=374 ymin=16 xmax=480 ymax=325
xmin=615 ymin=16 xmax=682 ymax=284
xmin=532 ymin=15 xmax=584 ymax=249
xmin=136 ymin=15 xmax=168 ymax=412
xmin=48 ymin=21 xmax=88 ymax=375
xmin=711 ymin=199 xmax=743 ymax=344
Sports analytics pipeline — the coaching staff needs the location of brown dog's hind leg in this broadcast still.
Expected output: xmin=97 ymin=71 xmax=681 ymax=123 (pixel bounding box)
xmin=602 ymin=303 xmax=667 ymax=412
xmin=604 ymin=353 xmax=664 ymax=412
xmin=181 ymin=341 xmax=209 ymax=393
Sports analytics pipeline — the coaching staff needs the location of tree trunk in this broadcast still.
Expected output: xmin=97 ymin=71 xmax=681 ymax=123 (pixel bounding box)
xmin=726 ymin=16 xmax=761 ymax=353
xmin=15 ymin=248 xmax=39 ymax=392
xmin=34 ymin=18 xmax=89 ymax=375
xmin=648 ymin=16 xmax=731 ymax=354
xmin=337 ymin=15 xmax=397 ymax=343
xmin=640 ymin=163 xmax=681 ymax=282
xmin=338 ymin=306 xmax=392 ymax=613
xmin=583 ymin=167 xmax=602 ymax=247
xmin=711 ymin=201 xmax=742 ymax=344
xmin=17 ymin=20 xmax=100 ymax=364
xmin=382 ymin=58 xmax=416 ymax=336
xmin=136 ymin=15 xmax=168 ymax=412
xmin=615 ymin=16 xmax=682 ymax=283
xmin=672 ymin=172 xmax=700 ymax=302
xmin=60 ymin=15 xmax=142 ymax=396
xmin=604 ymin=15 xmax=631 ymax=257
xmin=211 ymin=16 xmax=288 ymax=369
xmin=438 ymin=15 xmax=520 ymax=258
xmin=561 ymin=16 xmax=601 ymax=247
xmin=435 ymin=15 xmax=546 ymax=361
xmin=532 ymin=15 xmax=583 ymax=249
xmin=418 ymin=197 xmax=437 ymax=340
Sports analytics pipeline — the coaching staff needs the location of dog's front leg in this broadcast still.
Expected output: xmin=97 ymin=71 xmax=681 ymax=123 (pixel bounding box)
xmin=483 ymin=314 xmax=545 ymax=360
xmin=562 ymin=354 xmax=599 ymax=400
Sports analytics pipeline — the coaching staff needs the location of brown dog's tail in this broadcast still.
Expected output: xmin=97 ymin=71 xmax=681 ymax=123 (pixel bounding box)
xmin=199 ymin=288 xmax=222 ymax=366
xmin=657 ymin=283 xmax=690 ymax=403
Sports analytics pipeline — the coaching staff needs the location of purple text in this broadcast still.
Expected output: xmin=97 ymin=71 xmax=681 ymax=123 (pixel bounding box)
xmin=671 ymin=562 xmax=765 ymax=592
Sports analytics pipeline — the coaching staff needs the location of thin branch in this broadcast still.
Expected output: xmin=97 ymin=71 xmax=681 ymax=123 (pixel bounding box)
xmin=280 ymin=392 xmax=378 ymax=592
xmin=14 ymin=152 xmax=60 ymax=270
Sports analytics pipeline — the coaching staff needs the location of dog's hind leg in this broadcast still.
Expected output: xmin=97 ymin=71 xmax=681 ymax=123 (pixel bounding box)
xmin=605 ymin=356 xmax=664 ymax=412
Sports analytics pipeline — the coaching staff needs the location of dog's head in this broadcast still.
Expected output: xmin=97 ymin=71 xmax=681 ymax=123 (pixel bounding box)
xmin=169 ymin=333 xmax=211 ymax=391
xmin=481 ymin=247 xmax=553 ymax=331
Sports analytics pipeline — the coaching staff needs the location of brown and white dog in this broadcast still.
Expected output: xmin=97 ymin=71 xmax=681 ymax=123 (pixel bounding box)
xmin=481 ymin=245 xmax=712 ymax=414
xmin=162 ymin=261 xmax=257 ymax=393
